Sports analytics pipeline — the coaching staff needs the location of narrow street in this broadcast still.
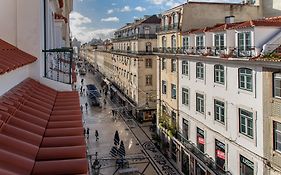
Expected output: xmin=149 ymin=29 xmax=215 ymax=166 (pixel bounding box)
xmin=77 ymin=67 xmax=180 ymax=175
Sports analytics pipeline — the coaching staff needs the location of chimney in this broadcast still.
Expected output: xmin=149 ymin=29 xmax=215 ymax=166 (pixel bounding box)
xmin=225 ymin=16 xmax=235 ymax=24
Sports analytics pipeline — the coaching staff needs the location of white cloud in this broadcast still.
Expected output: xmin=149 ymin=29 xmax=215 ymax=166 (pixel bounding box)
xmin=107 ymin=9 xmax=114 ymax=14
xmin=147 ymin=0 xmax=185 ymax=7
xmin=101 ymin=17 xmax=120 ymax=22
xmin=120 ymin=6 xmax=131 ymax=12
xmin=135 ymin=6 xmax=146 ymax=12
xmin=70 ymin=11 xmax=115 ymax=43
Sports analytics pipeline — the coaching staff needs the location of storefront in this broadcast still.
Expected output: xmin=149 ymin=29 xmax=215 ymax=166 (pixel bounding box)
xmin=240 ymin=155 xmax=254 ymax=175
xmin=197 ymin=128 xmax=205 ymax=153
xmin=215 ymin=140 xmax=225 ymax=171
xmin=182 ymin=150 xmax=190 ymax=175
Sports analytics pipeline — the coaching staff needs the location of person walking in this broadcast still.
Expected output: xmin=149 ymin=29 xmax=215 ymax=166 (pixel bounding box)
xmin=80 ymin=105 xmax=83 ymax=112
xmin=86 ymin=128 xmax=89 ymax=138
xmin=112 ymin=109 xmax=114 ymax=116
xmin=95 ymin=130 xmax=99 ymax=141
xmin=85 ymin=102 xmax=88 ymax=110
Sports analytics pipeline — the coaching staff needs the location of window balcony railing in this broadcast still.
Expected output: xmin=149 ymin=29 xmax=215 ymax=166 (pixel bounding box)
xmin=176 ymin=132 xmax=231 ymax=175
xmin=153 ymin=46 xmax=258 ymax=58
xmin=43 ymin=47 xmax=73 ymax=84
xmin=112 ymin=34 xmax=157 ymax=41
xmin=111 ymin=49 xmax=154 ymax=55
xmin=158 ymin=24 xmax=181 ymax=32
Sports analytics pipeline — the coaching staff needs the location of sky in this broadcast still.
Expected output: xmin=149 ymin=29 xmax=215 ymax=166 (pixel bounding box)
xmin=70 ymin=0 xmax=242 ymax=43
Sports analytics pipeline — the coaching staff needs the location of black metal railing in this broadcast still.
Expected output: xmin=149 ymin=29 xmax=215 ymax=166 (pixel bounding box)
xmin=158 ymin=24 xmax=181 ymax=32
xmin=176 ymin=132 xmax=230 ymax=175
xmin=112 ymin=34 xmax=157 ymax=41
xmin=43 ymin=47 xmax=73 ymax=84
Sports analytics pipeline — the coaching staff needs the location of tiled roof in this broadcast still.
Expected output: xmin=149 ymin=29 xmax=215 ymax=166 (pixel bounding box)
xmin=0 ymin=78 xmax=87 ymax=175
xmin=229 ymin=19 xmax=281 ymax=29
xmin=182 ymin=16 xmax=281 ymax=34
xmin=0 ymin=39 xmax=37 ymax=75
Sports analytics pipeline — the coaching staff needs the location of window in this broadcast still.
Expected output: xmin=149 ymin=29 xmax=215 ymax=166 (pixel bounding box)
xmin=145 ymin=58 xmax=152 ymax=68
xmin=162 ymin=58 xmax=166 ymax=70
xmin=214 ymin=34 xmax=225 ymax=50
xmin=183 ymin=37 xmax=189 ymax=49
xmin=145 ymin=75 xmax=152 ymax=86
xmin=196 ymin=62 xmax=204 ymax=80
xmin=214 ymin=65 xmax=225 ymax=84
xmin=196 ymin=35 xmax=204 ymax=49
xmin=171 ymin=59 xmax=177 ymax=72
xmin=274 ymin=73 xmax=281 ymax=98
xmin=238 ymin=32 xmax=252 ymax=51
xmin=172 ymin=13 xmax=178 ymax=28
xmin=171 ymin=35 xmax=176 ymax=49
xmin=239 ymin=68 xmax=253 ymax=91
xmin=146 ymin=42 xmax=152 ymax=52
xmin=240 ymin=155 xmax=254 ymax=175
xmin=182 ymin=88 xmax=189 ymax=106
xmin=239 ymin=108 xmax=254 ymax=138
xmin=171 ymin=84 xmax=176 ymax=99
xmin=172 ymin=111 xmax=177 ymax=123
xmin=197 ymin=127 xmax=205 ymax=152
xmin=162 ymin=81 xmax=167 ymax=94
xmin=182 ymin=61 xmax=188 ymax=75
xmin=214 ymin=100 xmax=225 ymax=124
xmin=162 ymin=36 xmax=167 ymax=48
xmin=196 ymin=93 xmax=204 ymax=114
xmin=215 ymin=140 xmax=225 ymax=170
xmin=182 ymin=119 xmax=189 ymax=140
xmin=274 ymin=121 xmax=281 ymax=152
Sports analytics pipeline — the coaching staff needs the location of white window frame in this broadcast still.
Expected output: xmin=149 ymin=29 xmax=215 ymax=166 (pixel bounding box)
xmin=182 ymin=61 xmax=188 ymax=75
xmin=274 ymin=121 xmax=281 ymax=153
xmin=171 ymin=59 xmax=177 ymax=72
xmin=196 ymin=93 xmax=205 ymax=114
xmin=239 ymin=108 xmax=254 ymax=139
xmin=214 ymin=64 xmax=225 ymax=84
xmin=196 ymin=35 xmax=204 ymax=49
xmin=182 ymin=88 xmax=189 ymax=106
xmin=239 ymin=68 xmax=253 ymax=92
xmin=214 ymin=33 xmax=225 ymax=50
xmin=274 ymin=73 xmax=281 ymax=99
xmin=171 ymin=84 xmax=177 ymax=99
xmin=196 ymin=62 xmax=204 ymax=80
xmin=214 ymin=99 xmax=225 ymax=124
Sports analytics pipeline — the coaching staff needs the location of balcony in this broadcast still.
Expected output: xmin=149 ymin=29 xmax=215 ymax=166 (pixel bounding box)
xmin=112 ymin=34 xmax=157 ymax=42
xmin=43 ymin=47 xmax=73 ymax=84
xmin=176 ymin=132 xmax=231 ymax=175
xmin=153 ymin=46 xmax=257 ymax=59
xmin=158 ymin=23 xmax=181 ymax=32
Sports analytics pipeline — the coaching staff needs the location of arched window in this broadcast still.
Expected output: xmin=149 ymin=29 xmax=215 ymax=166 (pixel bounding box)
xmin=196 ymin=62 xmax=204 ymax=79
xmin=162 ymin=36 xmax=167 ymax=48
xmin=146 ymin=42 xmax=152 ymax=52
xmin=171 ymin=35 xmax=176 ymax=48
xmin=238 ymin=68 xmax=253 ymax=91
xmin=172 ymin=13 xmax=178 ymax=29
xmin=214 ymin=64 xmax=225 ymax=84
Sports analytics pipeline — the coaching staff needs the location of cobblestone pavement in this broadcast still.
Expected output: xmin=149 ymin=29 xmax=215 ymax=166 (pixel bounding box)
xmin=77 ymin=68 xmax=180 ymax=175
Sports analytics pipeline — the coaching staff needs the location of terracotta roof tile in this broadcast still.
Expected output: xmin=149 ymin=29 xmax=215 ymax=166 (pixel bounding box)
xmin=0 ymin=39 xmax=37 ymax=75
xmin=0 ymin=78 xmax=87 ymax=174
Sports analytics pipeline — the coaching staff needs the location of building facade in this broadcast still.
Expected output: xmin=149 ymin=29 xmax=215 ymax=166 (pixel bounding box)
xmin=88 ymin=15 xmax=161 ymax=121
xmin=156 ymin=6 xmax=281 ymax=175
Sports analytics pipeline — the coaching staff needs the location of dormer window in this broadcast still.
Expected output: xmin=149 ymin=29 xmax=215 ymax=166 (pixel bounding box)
xmin=214 ymin=34 xmax=225 ymax=50
xmin=237 ymin=32 xmax=252 ymax=57
xmin=196 ymin=35 xmax=204 ymax=49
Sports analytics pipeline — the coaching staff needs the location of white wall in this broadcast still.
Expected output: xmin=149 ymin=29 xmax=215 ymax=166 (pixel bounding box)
xmin=178 ymin=58 xmax=264 ymax=174
xmin=0 ymin=64 xmax=33 ymax=96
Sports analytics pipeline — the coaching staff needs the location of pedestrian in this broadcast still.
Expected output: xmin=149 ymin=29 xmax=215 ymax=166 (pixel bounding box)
xmin=80 ymin=105 xmax=83 ymax=112
xmin=112 ymin=109 xmax=114 ymax=116
xmin=85 ymin=102 xmax=88 ymax=110
xmin=83 ymin=88 xmax=86 ymax=96
xmin=80 ymin=86 xmax=83 ymax=93
xmin=81 ymin=79 xmax=84 ymax=85
xmin=86 ymin=128 xmax=89 ymax=136
xmin=95 ymin=130 xmax=99 ymax=141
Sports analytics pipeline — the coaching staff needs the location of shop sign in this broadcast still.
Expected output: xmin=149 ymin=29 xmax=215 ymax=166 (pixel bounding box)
xmin=216 ymin=150 xmax=225 ymax=160
xmin=198 ymin=137 xmax=205 ymax=144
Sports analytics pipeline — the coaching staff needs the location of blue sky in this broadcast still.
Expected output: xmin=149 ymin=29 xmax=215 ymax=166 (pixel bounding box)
xmin=70 ymin=0 xmax=242 ymax=43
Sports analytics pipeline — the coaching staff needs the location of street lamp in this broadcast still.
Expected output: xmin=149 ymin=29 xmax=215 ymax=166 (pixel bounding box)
xmin=92 ymin=152 xmax=101 ymax=175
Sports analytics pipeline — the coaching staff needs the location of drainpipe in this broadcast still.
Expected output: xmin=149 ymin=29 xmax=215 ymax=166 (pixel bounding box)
xmin=43 ymin=0 xmax=47 ymax=77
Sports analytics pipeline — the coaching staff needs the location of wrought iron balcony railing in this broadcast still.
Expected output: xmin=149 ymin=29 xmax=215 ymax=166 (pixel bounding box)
xmin=158 ymin=24 xmax=181 ymax=32
xmin=43 ymin=47 xmax=73 ymax=84
xmin=153 ymin=46 xmax=257 ymax=58
xmin=112 ymin=34 xmax=157 ymax=41
xmin=176 ymin=132 xmax=231 ymax=175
